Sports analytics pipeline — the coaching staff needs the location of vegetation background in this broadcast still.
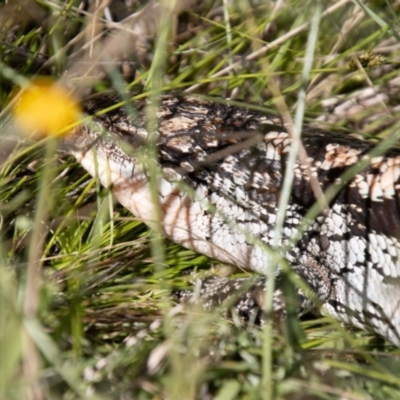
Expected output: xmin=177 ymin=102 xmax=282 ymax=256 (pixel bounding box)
xmin=1 ymin=0 xmax=400 ymax=399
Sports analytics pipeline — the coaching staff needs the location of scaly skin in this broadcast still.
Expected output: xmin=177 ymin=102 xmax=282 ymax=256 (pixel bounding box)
xmin=65 ymin=93 xmax=400 ymax=346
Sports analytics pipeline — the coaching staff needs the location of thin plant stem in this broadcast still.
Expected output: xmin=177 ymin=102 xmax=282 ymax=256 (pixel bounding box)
xmin=262 ymin=4 xmax=322 ymax=399
xmin=23 ymin=137 xmax=58 ymax=400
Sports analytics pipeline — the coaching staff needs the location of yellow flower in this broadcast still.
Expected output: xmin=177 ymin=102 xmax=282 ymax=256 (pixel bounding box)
xmin=13 ymin=78 xmax=81 ymax=138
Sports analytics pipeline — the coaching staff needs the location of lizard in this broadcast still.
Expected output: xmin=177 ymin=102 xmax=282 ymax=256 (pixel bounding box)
xmin=64 ymin=92 xmax=400 ymax=347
